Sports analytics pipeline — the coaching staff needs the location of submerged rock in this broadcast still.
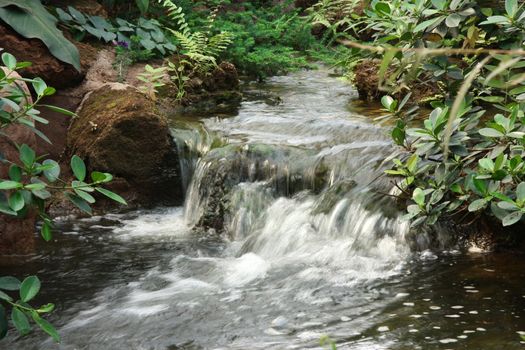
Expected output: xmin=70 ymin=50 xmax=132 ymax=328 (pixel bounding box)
xmin=66 ymin=83 xmax=183 ymax=208
xmin=186 ymin=143 xmax=327 ymax=232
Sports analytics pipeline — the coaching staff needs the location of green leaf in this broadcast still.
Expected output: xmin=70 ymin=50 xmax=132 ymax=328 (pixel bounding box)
xmin=0 ymin=290 xmax=13 ymax=302
xmin=19 ymin=276 xmax=41 ymax=302
xmin=12 ymin=307 xmax=31 ymax=335
xmin=503 ymin=211 xmax=522 ymax=226
xmin=96 ymin=188 xmax=127 ymax=205
xmin=65 ymin=192 xmax=92 ymax=215
xmin=468 ymin=198 xmax=488 ymax=212
xmin=481 ymin=8 xmax=493 ymax=16
xmin=36 ymin=303 xmax=55 ymax=314
xmin=31 ymin=78 xmax=47 ymax=97
xmin=8 ymin=191 xmax=25 ymax=211
xmin=42 ymin=159 xmax=60 ymax=182
xmin=0 ymin=180 xmax=22 ymax=190
xmin=91 ymin=171 xmax=112 ymax=183
xmin=473 ymin=178 xmax=488 ymax=195
xmin=479 ymin=158 xmax=494 ymax=172
xmin=56 ymin=7 xmax=72 ymax=22
xmin=498 ymin=201 xmax=518 ymax=210
xmin=31 ymin=312 xmax=60 ymax=343
xmin=445 ymin=13 xmax=462 ymax=28
xmin=378 ymin=49 xmax=396 ymax=84
xmin=0 ymin=276 xmax=21 ymax=291
xmin=19 ymin=144 xmax=36 ymax=168
xmin=41 ymin=220 xmax=52 ymax=242
xmin=414 ymin=16 xmax=443 ymax=32
xmin=517 ymin=182 xmax=525 ymax=203
xmin=74 ymin=188 xmax=95 ymax=204
xmin=1 ymin=52 xmax=16 ymax=70
xmin=0 ymin=0 xmax=81 ymax=70
xmin=24 ymin=183 xmax=46 ymax=191
xmin=506 ymin=0 xmax=518 ymax=17
xmin=431 ymin=0 xmax=446 ymax=10
xmin=479 ymin=128 xmax=504 ymax=138
xmin=0 ymin=203 xmax=17 ymax=216
xmin=40 ymin=104 xmax=76 ymax=117
xmin=8 ymin=165 xmax=22 ymax=181
xmin=392 ymin=127 xmax=405 ymax=146
xmin=381 ymin=95 xmax=395 ymax=111
xmin=406 ymin=154 xmax=418 ymax=173
xmin=70 ymin=155 xmax=86 ymax=181
xmin=375 ymin=2 xmax=390 ymax=14
xmin=68 ymin=6 xmax=86 ymax=24
xmin=413 ymin=188 xmax=425 ymax=207
xmin=480 ymin=15 xmax=511 ymax=25
xmin=450 ymin=183 xmax=462 ymax=194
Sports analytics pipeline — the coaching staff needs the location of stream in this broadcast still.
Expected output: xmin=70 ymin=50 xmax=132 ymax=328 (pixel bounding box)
xmin=3 ymin=69 xmax=525 ymax=349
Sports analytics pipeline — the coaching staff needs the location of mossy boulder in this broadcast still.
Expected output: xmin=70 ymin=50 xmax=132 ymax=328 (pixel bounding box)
xmin=66 ymin=83 xmax=183 ymax=208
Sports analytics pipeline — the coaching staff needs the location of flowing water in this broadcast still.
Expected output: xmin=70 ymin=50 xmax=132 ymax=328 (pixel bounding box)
xmin=3 ymin=70 xmax=525 ymax=349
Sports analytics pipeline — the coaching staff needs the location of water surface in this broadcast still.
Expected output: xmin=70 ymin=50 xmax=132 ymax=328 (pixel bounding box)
xmin=2 ymin=69 xmax=525 ymax=350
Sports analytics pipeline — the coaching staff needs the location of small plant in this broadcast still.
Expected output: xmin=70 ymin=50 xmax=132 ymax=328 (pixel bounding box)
xmin=137 ymin=64 xmax=168 ymax=100
xmin=0 ymin=276 xmax=58 ymax=342
xmin=112 ymin=41 xmax=132 ymax=82
xmin=56 ymin=6 xmax=176 ymax=56
xmin=0 ymin=51 xmax=125 ymax=341
xmin=170 ymin=30 xmax=233 ymax=73
xmin=167 ymin=59 xmax=191 ymax=101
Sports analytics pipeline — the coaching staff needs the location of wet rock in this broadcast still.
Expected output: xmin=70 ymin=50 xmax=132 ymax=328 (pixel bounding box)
xmin=405 ymin=209 xmax=525 ymax=253
xmin=0 ymin=213 xmax=36 ymax=256
xmin=66 ymin=83 xmax=183 ymax=208
xmin=0 ymin=68 xmax=36 ymax=255
xmin=188 ymin=144 xmax=325 ymax=232
xmin=203 ymin=62 xmax=240 ymax=92
xmin=182 ymin=61 xmax=242 ymax=110
xmin=0 ymin=23 xmax=98 ymax=89
xmin=312 ymin=180 xmax=357 ymax=215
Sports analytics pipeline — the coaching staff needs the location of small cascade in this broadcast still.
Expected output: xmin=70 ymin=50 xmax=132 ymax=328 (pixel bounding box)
xmin=171 ymin=123 xmax=222 ymax=193
xmin=177 ymin=69 xmax=411 ymax=279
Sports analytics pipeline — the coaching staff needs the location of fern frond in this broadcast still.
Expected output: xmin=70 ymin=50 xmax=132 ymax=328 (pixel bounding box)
xmin=158 ymin=0 xmax=190 ymax=35
xmin=207 ymin=32 xmax=234 ymax=58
